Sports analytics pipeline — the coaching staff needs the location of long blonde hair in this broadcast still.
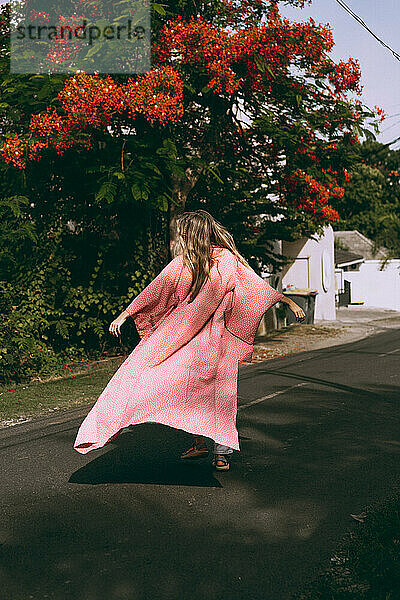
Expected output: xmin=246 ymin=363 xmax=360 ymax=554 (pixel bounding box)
xmin=174 ymin=209 xmax=255 ymax=303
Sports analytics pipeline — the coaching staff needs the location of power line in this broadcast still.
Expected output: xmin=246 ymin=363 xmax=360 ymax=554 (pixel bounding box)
xmin=334 ymin=0 xmax=400 ymax=62
xmin=388 ymin=137 xmax=400 ymax=148
xmin=386 ymin=133 xmax=400 ymax=147
xmin=381 ymin=119 xmax=400 ymax=133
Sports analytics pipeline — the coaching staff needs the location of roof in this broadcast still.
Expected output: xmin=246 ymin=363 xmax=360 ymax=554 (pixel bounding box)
xmin=333 ymin=230 xmax=389 ymax=260
xmin=334 ymin=248 xmax=364 ymax=267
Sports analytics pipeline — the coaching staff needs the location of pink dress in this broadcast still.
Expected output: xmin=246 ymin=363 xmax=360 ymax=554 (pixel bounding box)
xmin=73 ymin=246 xmax=285 ymax=454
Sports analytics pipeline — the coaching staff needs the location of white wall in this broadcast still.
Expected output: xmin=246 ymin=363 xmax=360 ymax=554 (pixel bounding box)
xmin=343 ymin=260 xmax=400 ymax=310
xmin=281 ymin=225 xmax=336 ymax=321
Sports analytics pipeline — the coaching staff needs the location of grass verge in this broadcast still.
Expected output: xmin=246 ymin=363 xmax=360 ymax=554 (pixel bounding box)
xmin=0 ymin=355 xmax=127 ymax=424
xmin=0 ymin=324 xmax=346 ymax=424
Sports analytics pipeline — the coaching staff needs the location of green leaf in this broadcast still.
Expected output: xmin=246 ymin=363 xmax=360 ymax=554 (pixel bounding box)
xmin=85 ymin=44 xmax=102 ymax=58
xmin=131 ymin=183 xmax=141 ymax=200
xmin=254 ymin=55 xmax=266 ymax=73
xmin=171 ymin=164 xmax=186 ymax=178
xmin=265 ymin=64 xmax=275 ymax=78
xmin=155 ymin=195 xmax=168 ymax=211
xmin=159 ymin=196 xmax=168 ymax=211
xmin=95 ymin=181 xmax=117 ymax=204
xmin=164 ymin=138 xmax=177 ymax=155
xmin=206 ymin=166 xmax=224 ymax=184
xmin=184 ymin=83 xmax=196 ymax=94
xmin=37 ymin=84 xmax=51 ymax=100
xmin=153 ymin=3 xmax=167 ymax=15
xmin=353 ymin=123 xmax=363 ymax=137
xmin=372 ymin=122 xmax=380 ymax=135
xmin=364 ymin=128 xmax=376 ymax=142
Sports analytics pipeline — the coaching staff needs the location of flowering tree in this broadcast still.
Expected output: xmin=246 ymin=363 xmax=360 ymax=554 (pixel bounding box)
xmin=1 ymin=0 xmax=384 ymax=258
xmin=0 ymin=0 xmax=388 ymax=379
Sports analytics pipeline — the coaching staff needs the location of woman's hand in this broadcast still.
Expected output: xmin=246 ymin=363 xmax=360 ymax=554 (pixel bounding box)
xmin=288 ymin=300 xmax=306 ymax=322
xmin=109 ymin=312 xmax=128 ymax=337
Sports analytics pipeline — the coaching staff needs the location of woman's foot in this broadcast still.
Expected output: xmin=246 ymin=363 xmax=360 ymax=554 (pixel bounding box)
xmin=212 ymin=454 xmax=230 ymax=471
xmin=180 ymin=437 xmax=209 ymax=459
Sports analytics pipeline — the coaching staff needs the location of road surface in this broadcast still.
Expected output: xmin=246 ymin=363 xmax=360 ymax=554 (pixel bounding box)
xmin=0 ymin=327 xmax=399 ymax=600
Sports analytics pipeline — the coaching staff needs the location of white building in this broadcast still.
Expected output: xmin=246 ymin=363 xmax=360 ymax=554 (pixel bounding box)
xmin=278 ymin=225 xmax=336 ymax=321
xmin=261 ymin=224 xmax=336 ymax=332
xmin=259 ymin=226 xmax=400 ymax=335
xmin=334 ymin=230 xmax=400 ymax=311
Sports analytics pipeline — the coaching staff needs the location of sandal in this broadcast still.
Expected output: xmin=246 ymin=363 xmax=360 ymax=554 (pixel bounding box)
xmin=212 ymin=454 xmax=230 ymax=471
xmin=180 ymin=442 xmax=209 ymax=459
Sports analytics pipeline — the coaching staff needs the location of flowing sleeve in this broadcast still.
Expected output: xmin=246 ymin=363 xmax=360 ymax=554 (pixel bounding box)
xmin=124 ymin=255 xmax=183 ymax=341
xmin=144 ymin=249 xmax=238 ymax=367
xmin=263 ymin=280 xmax=285 ymax=308
xmin=223 ymin=261 xmax=285 ymax=346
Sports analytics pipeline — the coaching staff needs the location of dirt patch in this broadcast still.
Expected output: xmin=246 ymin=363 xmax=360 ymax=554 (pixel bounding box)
xmin=274 ymin=324 xmax=346 ymax=337
xmin=246 ymin=323 xmax=364 ymax=364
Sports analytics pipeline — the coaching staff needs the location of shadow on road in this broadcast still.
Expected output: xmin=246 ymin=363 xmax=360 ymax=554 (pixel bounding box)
xmin=0 ymin=330 xmax=399 ymax=599
xmin=69 ymin=427 xmax=223 ymax=487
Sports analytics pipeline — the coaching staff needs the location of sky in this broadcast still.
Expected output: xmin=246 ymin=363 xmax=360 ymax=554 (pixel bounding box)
xmin=280 ymin=0 xmax=400 ymax=148
xmin=2 ymin=0 xmax=399 ymax=147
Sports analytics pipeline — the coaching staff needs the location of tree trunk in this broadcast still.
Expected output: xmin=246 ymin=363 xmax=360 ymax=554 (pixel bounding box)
xmin=168 ymin=167 xmax=202 ymax=259
xmin=168 ymin=195 xmax=185 ymax=260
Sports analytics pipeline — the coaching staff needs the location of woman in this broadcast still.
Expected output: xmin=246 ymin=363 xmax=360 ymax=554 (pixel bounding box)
xmin=73 ymin=210 xmax=305 ymax=470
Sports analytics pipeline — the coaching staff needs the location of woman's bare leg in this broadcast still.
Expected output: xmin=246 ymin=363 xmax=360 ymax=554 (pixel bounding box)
xmin=214 ymin=442 xmax=234 ymax=455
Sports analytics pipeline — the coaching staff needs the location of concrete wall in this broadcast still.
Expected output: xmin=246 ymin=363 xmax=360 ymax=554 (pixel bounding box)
xmin=281 ymin=225 xmax=336 ymax=321
xmin=342 ymin=260 xmax=400 ymax=310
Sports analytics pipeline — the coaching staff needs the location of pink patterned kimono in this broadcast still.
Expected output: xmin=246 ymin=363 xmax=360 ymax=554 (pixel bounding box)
xmin=73 ymin=246 xmax=285 ymax=454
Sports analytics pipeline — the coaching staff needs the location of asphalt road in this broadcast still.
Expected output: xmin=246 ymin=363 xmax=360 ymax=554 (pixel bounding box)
xmin=0 ymin=327 xmax=399 ymax=600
